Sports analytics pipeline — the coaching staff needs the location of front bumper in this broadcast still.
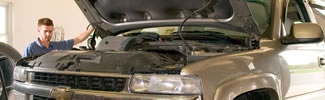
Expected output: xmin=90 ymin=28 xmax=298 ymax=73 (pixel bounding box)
xmin=13 ymin=81 xmax=201 ymax=100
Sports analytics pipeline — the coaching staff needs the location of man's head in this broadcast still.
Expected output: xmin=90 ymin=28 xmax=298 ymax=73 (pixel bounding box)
xmin=37 ymin=18 xmax=54 ymax=42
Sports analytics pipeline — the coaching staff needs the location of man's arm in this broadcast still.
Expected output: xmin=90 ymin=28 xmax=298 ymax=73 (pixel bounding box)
xmin=73 ymin=26 xmax=94 ymax=45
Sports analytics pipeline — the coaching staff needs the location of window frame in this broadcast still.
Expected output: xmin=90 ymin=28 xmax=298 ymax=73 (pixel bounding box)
xmin=0 ymin=2 xmax=12 ymax=45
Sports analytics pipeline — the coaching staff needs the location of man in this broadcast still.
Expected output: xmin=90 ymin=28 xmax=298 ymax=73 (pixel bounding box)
xmin=23 ymin=18 xmax=94 ymax=57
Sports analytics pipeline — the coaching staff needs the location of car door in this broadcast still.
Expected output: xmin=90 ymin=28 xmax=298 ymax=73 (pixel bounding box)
xmin=281 ymin=0 xmax=325 ymax=98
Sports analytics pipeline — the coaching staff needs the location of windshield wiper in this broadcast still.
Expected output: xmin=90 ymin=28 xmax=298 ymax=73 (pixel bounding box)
xmin=171 ymin=31 xmax=241 ymax=44
xmin=172 ymin=30 xmax=224 ymax=35
xmin=172 ymin=31 xmax=227 ymax=39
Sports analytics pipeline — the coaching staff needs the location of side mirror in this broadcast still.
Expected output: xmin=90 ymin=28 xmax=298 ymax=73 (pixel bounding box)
xmin=282 ymin=23 xmax=324 ymax=44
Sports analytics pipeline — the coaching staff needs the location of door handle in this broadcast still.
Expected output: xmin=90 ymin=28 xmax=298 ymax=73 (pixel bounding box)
xmin=318 ymin=57 xmax=325 ymax=68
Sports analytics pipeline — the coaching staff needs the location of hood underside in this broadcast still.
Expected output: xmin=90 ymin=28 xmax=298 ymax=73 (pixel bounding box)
xmin=75 ymin=0 xmax=260 ymax=37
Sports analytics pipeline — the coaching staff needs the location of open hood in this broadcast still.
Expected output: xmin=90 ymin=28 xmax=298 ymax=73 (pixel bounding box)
xmin=75 ymin=0 xmax=260 ymax=38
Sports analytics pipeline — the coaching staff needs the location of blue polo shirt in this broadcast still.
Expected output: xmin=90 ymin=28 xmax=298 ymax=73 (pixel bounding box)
xmin=23 ymin=39 xmax=74 ymax=57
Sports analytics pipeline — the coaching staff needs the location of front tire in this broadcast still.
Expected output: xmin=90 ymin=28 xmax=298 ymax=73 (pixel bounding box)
xmin=0 ymin=42 xmax=21 ymax=100
xmin=0 ymin=42 xmax=21 ymax=86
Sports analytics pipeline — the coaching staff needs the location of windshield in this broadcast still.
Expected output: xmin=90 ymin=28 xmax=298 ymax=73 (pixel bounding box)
xmin=93 ymin=26 xmax=250 ymax=55
xmin=247 ymin=0 xmax=272 ymax=34
xmin=118 ymin=26 xmax=249 ymax=51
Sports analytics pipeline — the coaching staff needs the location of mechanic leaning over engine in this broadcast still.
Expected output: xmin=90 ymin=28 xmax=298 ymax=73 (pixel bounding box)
xmin=22 ymin=17 xmax=94 ymax=57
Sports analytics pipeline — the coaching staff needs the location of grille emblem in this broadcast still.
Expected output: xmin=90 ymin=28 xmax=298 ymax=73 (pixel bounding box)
xmin=51 ymin=86 xmax=73 ymax=100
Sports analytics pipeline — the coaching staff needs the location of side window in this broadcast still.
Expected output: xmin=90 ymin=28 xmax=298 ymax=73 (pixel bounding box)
xmin=284 ymin=0 xmax=309 ymax=35
xmin=247 ymin=0 xmax=271 ymax=34
xmin=0 ymin=3 xmax=11 ymax=44
xmin=287 ymin=0 xmax=308 ymax=23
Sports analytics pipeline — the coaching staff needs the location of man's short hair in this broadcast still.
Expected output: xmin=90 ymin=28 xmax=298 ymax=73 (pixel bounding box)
xmin=38 ymin=18 xmax=53 ymax=26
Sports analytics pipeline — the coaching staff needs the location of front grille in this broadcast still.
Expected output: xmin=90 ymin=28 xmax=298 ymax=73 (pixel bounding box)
xmin=33 ymin=95 xmax=55 ymax=100
xmin=31 ymin=72 xmax=126 ymax=92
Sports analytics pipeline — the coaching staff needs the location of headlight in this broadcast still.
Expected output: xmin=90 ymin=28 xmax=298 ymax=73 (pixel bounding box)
xmin=130 ymin=74 xmax=202 ymax=94
xmin=13 ymin=67 xmax=27 ymax=82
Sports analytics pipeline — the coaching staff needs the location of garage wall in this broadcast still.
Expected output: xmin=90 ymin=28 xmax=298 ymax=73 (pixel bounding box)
xmin=3 ymin=0 xmax=90 ymax=55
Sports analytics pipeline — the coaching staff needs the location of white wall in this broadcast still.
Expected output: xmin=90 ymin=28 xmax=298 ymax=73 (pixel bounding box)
xmin=2 ymin=0 xmax=90 ymax=55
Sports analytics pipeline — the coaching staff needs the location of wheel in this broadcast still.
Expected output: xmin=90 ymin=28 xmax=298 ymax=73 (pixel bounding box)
xmin=0 ymin=42 xmax=21 ymax=100
xmin=234 ymin=89 xmax=279 ymax=100
xmin=0 ymin=42 xmax=21 ymax=86
xmin=0 ymin=42 xmax=21 ymax=98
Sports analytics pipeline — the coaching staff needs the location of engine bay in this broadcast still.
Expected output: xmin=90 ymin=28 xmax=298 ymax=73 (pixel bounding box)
xmin=19 ymin=31 xmax=249 ymax=74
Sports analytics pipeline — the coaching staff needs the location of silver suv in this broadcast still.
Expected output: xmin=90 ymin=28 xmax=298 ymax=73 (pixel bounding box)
xmin=6 ymin=0 xmax=325 ymax=100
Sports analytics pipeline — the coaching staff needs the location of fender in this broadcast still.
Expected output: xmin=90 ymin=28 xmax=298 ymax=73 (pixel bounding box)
xmin=214 ymin=73 xmax=282 ymax=100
